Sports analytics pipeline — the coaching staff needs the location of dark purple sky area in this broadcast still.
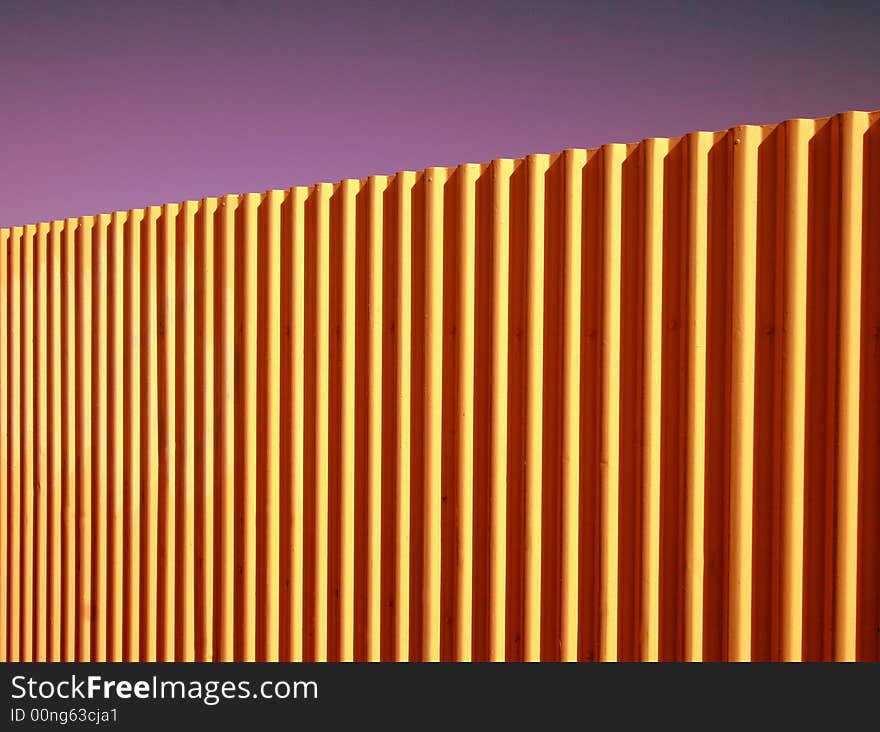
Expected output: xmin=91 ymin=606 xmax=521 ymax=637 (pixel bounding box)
xmin=1 ymin=0 xmax=878 ymax=227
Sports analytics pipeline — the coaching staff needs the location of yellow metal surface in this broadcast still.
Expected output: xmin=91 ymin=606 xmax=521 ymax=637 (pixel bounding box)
xmin=1 ymin=109 xmax=878 ymax=661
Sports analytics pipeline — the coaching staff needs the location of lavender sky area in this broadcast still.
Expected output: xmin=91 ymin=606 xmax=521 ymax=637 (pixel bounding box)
xmin=1 ymin=0 xmax=878 ymax=228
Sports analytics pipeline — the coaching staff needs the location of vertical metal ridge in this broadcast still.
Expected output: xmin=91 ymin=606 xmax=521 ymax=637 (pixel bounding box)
xmin=523 ymin=154 xmax=547 ymax=662
xmin=751 ymin=122 xmax=782 ymax=661
xmin=123 ymin=209 xmax=143 ymax=661
xmin=75 ymin=217 xmax=93 ymax=661
xmin=577 ymin=149 xmax=602 ymax=662
xmin=60 ymin=220 xmax=76 ymax=662
xmin=0 ymin=229 xmax=12 ymax=663
xmin=642 ymin=138 xmax=668 ymax=662
xmin=454 ymin=164 xmax=477 ymax=661
xmin=8 ymin=226 xmax=22 ymax=662
xmin=285 ymin=186 xmax=307 ymax=662
xmin=470 ymin=162 xmax=494 ymax=661
xmin=108 ymin=212 xmax=124 ymax=662
xmin=600 ymin=144 xmax=624 ymax=662
xmin=857 ymin=112 xmax=880 ymax=662
xmin=160 ymin=204 xmax=178 ymax=664
xmin=617 ymin=142 xmax=642 ymax=661
xmin=781 ymin=120 xmax=809 ymax=662
xmin=729 ymin=126 xmax=760 ymax=662
xmin=239 ymin=193 xmax=258 ymax=662
xmin=704 ymin=130 xmax=734 ymax=661
xmin=0 ymin=229 xmax=11 ymax=663
xmin=7 ymin=227 xmax=21 ymax=661
xmin=439 ymin=166 xmax=455 ymax=662
xmin=142 ymin=206 xmax=160 ymax=663
xmin=802 ymin=118 xmax=837 ymax=661
xmin=0 ymin=227 xmax=8 ymax=663
xmin=155 ymin=202 xmax=180 ymax=660
xmin=364 ymin=175 xmax=387 ymax=662
xmin=489 ymin=159 xmax=511 ymax=662
xmin=685 ymin=132 xmax=711 ymax=662
xmin=336 ymin=179 xmax=357 ymax=662
xmin=35 ymin=222 xmax=49 ymax=661
xmin=834 ymin=111 xmax=868 ymax=662
xmin=393 ymin=171 xmax=414 ymax=662
xmin=48 ymin=220 xmax=63 ymax=662
xmin=195 ymin=197 xmax=216 ymax=661
xmin=312 ymin=182 xmax=331 ymax=663
xmin=179 ymin=200 xmax=197 ymax=662
xmin=261 ymin=190 xmax=282 ymax=662
xmin=217 ymin=195 xmax=235 ymax=661
xmin=92 ymin=214 xmax=109 ymax=662
xmin=423 ymin=166 xmax=445 ymax=662
xmin=657 ymin=135 xmax=686 ymax=660
xmin=22 ymin=224 xmax=35 ymax=662
xmin=559 ymin=150 xmax=585 ymax=662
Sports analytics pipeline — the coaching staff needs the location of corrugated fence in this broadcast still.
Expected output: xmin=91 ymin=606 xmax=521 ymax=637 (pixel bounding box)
xmin=1 ymin=110 xmax=878 ymax=662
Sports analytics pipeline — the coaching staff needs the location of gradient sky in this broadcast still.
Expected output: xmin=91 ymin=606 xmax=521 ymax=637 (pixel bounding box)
xmin=1 ymin=0 xmax=878 ymax=228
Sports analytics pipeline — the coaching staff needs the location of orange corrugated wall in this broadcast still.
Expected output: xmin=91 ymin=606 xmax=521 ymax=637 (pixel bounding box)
xmin=1 ymin=110 xmax=878 ymax=662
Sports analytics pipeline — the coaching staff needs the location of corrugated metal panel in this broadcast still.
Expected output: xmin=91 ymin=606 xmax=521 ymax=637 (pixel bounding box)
xmin=1 ymin=109 xmax=878 ymax=662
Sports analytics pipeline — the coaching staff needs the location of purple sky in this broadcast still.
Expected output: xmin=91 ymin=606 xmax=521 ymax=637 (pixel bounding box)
xmin=2 ymin=0 xmax=878 ymax=228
